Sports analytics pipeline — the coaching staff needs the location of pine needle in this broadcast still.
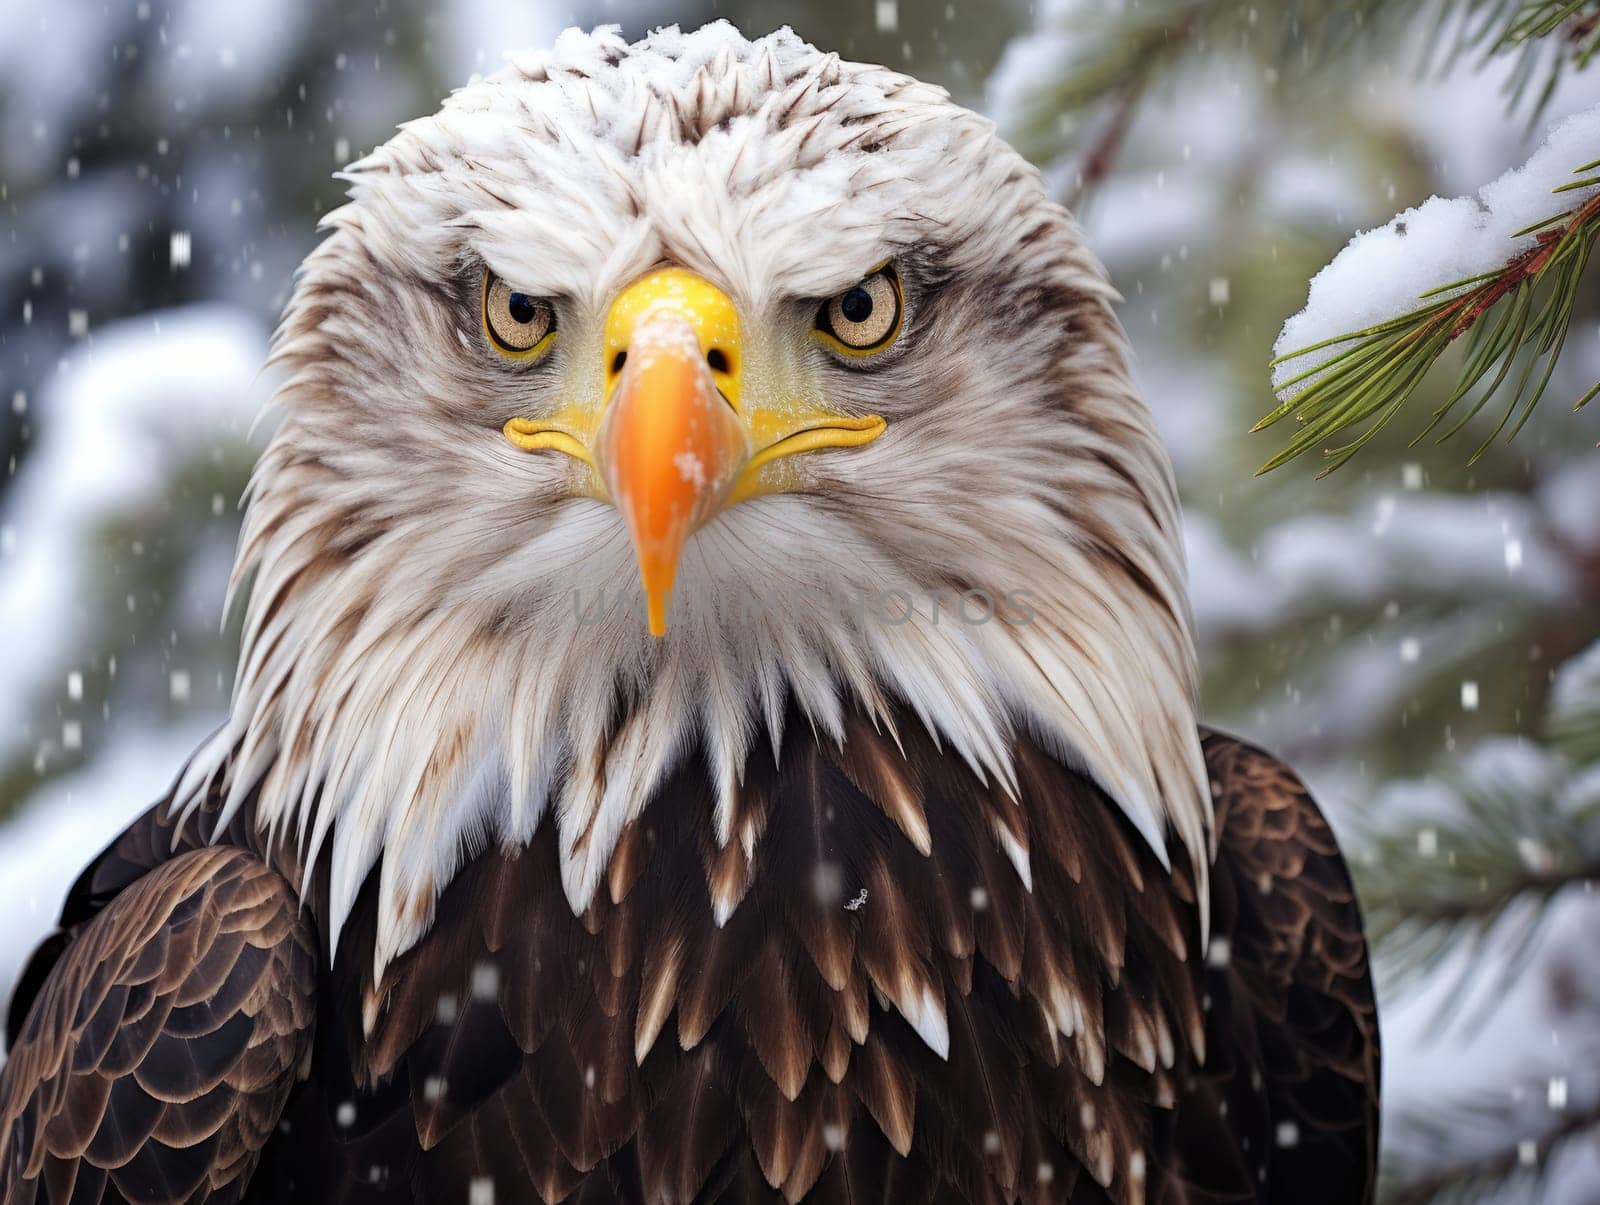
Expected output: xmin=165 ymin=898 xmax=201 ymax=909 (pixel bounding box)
xmin=1255 ymin=175 xmax=1600 ymax=475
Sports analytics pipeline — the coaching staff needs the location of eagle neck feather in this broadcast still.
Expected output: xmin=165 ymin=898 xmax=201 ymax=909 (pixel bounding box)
xmin=180 ymin=494 xmax=1211 ymax=987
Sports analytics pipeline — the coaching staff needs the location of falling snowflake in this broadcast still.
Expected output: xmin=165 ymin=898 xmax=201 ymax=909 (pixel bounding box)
xmin=1517 ymin=837 xmax=1554 ymax=874
xmin=812 ymin=860 xmax=844 ymax=906
xmin=472 ymin=961 xmax=500 ymax=1001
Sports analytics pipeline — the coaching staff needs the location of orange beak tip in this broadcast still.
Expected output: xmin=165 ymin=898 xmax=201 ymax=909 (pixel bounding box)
xmin=601 ymin=307 xmax=748 ymax=641
xmin=646 ymin=587 xmax=670 ymax=637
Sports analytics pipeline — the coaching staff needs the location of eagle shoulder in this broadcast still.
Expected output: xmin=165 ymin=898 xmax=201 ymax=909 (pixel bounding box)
xmin=1178 ymin=729 xmax=1381 ymax=1204
xmin=0 ymin=844 xmax=316 ymax=1205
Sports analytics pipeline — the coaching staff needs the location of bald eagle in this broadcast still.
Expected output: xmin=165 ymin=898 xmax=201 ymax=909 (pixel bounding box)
xmin=0 ymin=24 xmax=1379 ymax=1205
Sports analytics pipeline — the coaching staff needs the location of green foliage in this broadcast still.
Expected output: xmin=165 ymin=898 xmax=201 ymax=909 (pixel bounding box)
xmin=1496 ymin=0 xmax=1600 ymax=112
xmin=1256 ymin=171 xmax=1600 ymax=477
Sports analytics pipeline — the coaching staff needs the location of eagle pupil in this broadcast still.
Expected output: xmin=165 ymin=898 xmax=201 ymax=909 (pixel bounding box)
xmin=840 ymin=287 xmax=874 ymax=324
xmin=508 ymin=292 xmax=539 ymax=324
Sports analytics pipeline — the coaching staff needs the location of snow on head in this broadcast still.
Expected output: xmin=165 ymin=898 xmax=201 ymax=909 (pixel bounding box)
xmin=1273 ymin=102 xmax=1600 ymax=395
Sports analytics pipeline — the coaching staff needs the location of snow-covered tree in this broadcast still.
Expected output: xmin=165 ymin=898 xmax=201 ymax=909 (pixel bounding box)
xmin=994 ymin=1 xmax=1600 ymax=1198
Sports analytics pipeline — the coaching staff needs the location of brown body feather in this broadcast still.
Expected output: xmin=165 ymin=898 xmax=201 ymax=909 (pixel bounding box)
xmin=0 ymin=847 xmax=316 ymax=1205
xmin=1 ymin=714 xmax=1377 ymax=1203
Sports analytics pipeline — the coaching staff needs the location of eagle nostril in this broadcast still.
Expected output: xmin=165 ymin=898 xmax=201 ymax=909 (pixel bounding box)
xmin=706 ymin=348 xmax=730 ymax=374
xmin=611 ymin=350 xmax=627 ymax=374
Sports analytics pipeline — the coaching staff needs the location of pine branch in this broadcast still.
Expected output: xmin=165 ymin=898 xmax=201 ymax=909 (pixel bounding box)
xmin=1005 ymin=2 xmax=1205 ymax=171
xmin=1358 ymin=638 xmax=1600 ymax=1000
xmin=1358 ymin=753 xmax=1600 ymax=1000
xmin=1469 ymin=0 xmax=1600 ymax=113
xmin=1006 ymin=0 xmax=1397 ymax=173
xmin=1377 ymin=861 xmax=1600 ymax=929
xmin=1384 ymin=1081 xmax=1600 ymax=1204
xmin=1255 ymin=172 xmax=1600 ymax=477
xmin=1065 ymin=75 xmax=1148 ymax=211
xmin=1548 ymin=639 xmax=1600 ymax=761
xmin=1365 ymin=641 xmax=1600 ymax=1199
xmin=1009 ymin=0 xmax=1600 ymax=170
xmin=1505 ymin=0 xmax=1600 ymax=61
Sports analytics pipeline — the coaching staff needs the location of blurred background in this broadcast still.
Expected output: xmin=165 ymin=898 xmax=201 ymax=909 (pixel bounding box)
xmin=2 ymin=0 xmax=1598 ymax=1198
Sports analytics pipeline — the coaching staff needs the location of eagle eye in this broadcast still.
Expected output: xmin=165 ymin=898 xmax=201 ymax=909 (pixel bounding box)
xmin=483 ymin=271 xmax=557 ymax=359
xmin=815 ymin=265 xmax=902 ymax=355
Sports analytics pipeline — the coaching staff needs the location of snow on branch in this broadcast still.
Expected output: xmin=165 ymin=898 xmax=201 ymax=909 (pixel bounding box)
xmin=1359 ymin=640 xmax=1600 ymax=1198
xmin=1358 ymin=637 xmax=1600 ymax=989
xmin=1384 ymin=1073 xmax=1600 ymax=1205
xmin=1359 ymin=736 xmax=1600 ymax=997
xmin=1548 ymin=634 xmax=1600 ymax=760
xmin=1258 ymin=103 xmax=1600 ymax=475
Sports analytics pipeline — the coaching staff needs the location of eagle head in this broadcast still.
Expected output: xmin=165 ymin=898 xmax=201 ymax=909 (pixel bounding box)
xmin=189 ymin=24 xmax=1209 ymax=974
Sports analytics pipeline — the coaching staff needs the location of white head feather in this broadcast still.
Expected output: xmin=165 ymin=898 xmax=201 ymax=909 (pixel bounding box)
xmin=179 ymin=23 xmax=1211 ymax=980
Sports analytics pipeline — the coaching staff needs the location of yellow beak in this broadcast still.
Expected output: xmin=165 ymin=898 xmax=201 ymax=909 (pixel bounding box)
xmin=504 ymin=268 xmax=886 ymax=637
